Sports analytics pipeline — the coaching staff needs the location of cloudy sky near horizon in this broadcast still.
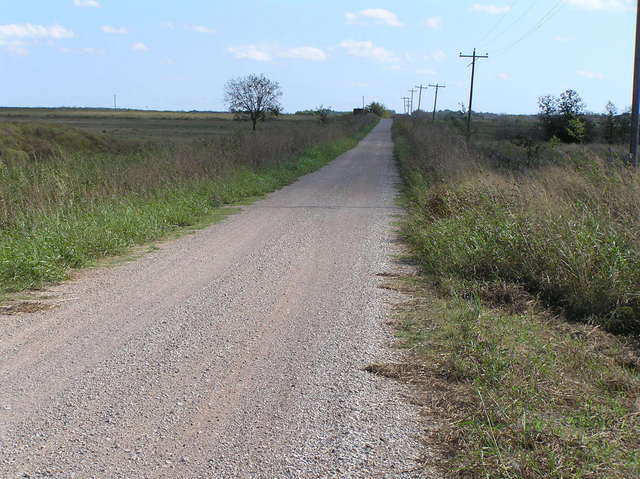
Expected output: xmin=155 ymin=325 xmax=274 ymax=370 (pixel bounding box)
xmin=0 ymin=0 xmax=636 ymax=114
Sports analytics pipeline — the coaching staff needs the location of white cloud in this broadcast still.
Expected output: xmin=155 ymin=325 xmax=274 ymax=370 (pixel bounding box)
xmin=161 ymin=24 xmax=217 ymax=34
xmin=228 ymin=44 xmax=327 ymax=62
xmin=498 ymin=72 xmax=510 ymax=80
xmin=339 ymin=40 xmax=399 ymax=63
xmin=131 ymin=42 xmax=149 ymax=52
xmin=60 ymin=46 xmax=102 ymax=55
xmin=425 ymin=16 xmax=442 ymax=28
xmin=281 ymin=46 xmax=327 ymax=61
xmin=471 ymin=4 xmax=512 ymax=15
xmin=417 ymin=68 xmax=436 ymax=75
xmin=0 ymin=24 xmax=74 ymax=54
xmin=564 ymin=0 xmax=633 ymax=10
xmin=577 ymin=70 xmax=604 ymax=79
xmin=0 ymin=24 xmax=74 ymax=39
xmin=554 ymin=35 xmax=570 ymax=42
xmin=425 ymin=50 xmax=446 ymax=62
xmin=0 ymin=39 xmax=28 ymax=55
xmin=345 ymin=8 xmax=402 ymax=27
xmin=187 ymin=25 xmax=216 ymax=34
xmin=352 ymin=82 xmax=369 ymax=88
xmin=73 ymin=0 xmax=100 ymax=7
xmin=228 ymin=45 xmax=272 ymax=61
xmin=101 ymin=25 xmax=128 ymax=35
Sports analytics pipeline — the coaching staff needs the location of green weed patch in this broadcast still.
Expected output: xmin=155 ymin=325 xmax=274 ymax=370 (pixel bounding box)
xmin=392 ymin=285 xmax=640 ymax=479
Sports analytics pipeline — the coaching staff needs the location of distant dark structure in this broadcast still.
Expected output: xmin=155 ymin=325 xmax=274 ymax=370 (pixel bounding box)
xmin=353 ymin=108 xmax=365 ymax=115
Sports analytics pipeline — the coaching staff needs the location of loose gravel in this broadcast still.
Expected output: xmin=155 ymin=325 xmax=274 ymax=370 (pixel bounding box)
xmin=0 ymin=120 xmax=439 ymax=478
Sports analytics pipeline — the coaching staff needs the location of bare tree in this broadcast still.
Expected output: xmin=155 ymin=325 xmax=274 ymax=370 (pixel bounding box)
xmin=224 ymin=74 xmax=283 ymax=131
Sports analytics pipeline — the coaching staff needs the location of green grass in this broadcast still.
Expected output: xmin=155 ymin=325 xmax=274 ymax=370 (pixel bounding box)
xmin=394 ymin=119 xmax=640 ymax=335
xmin=0 ymin=115 xmax=377 ymax=295
xmin=0 ymin=107 xmax=333 ymax=144
xmin=391 ymin=283 xmax=640 ymax=479
xmin=385 ymin=117 xmax=640 ymax=478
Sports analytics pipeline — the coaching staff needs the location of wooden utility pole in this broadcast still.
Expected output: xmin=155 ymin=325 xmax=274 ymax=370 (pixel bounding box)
xmin=415 ymin=84 xmax=427 ymax=112
xmin=401 ymin=97 xmax=409 ymax=115
xmin=428 ymin=84 xmax=446 ymax=122
xmin=408 ymin=89 xmax=416 ymax=115
xmin=459 ymin=49 xmax=488 ymax=140
xmin=631 ymin=0 xmax=640 ymax=166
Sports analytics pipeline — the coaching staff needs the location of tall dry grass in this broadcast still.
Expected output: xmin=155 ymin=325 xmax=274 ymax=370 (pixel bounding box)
xmin=0 ymin=117 xmax=369 ymax=227
xmin=395 ymin=118 xmax=640 ymax=334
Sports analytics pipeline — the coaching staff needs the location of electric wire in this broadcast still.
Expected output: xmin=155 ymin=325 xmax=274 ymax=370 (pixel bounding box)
xmin=493 ymin=0 xmax=565 ymax=56
xmin=476 ymin=0 xmax=520 ymax=47
xmin=482 ymin=0 xmax=538 ymax=48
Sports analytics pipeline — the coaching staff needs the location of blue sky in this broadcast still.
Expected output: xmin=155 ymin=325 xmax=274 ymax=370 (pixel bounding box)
xmin=0 ymin=0 xmax=635 ymax=114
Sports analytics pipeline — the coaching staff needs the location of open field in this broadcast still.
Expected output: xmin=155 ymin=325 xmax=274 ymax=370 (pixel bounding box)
xmin=0 ymin=107 xmax=238 ymax=120
xmin=0 ymin=107 xmax=316 ymax=143
xmin=387 ymin=116 xmax=640 ymax=478
xmin=0 ymin=112 xmax=377 ymax=296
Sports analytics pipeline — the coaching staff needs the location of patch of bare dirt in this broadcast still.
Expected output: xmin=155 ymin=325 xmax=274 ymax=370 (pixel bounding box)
xmin=0 ymin=301 xmax=54 ymax=316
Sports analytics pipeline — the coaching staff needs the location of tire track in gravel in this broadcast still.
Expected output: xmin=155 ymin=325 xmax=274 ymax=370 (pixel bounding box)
xmin=0 ymin=119 xmax=439 ymax=478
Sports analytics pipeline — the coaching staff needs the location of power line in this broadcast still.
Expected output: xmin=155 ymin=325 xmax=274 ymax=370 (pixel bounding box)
xmin=476 ymin=0 xmax=520 ymax=46
xmin=408 ymin=89 xmax=416 ymax=115
xmin=415 ymin=84 xmax=428 ymax=112
xmin=428 ymin=84 xmax=446 ymax=122
xmin=483 ymin=0 xmax=538 ymax=47
xmin=493 ymin=0 xmax=564 ymax=56
xmin=631 ymin=0 xmax=640 ymax=166
xmin=401 ymin=97 xmax=410 ymax=115
xmin=459 ymin=48 xmax=489 ymax=140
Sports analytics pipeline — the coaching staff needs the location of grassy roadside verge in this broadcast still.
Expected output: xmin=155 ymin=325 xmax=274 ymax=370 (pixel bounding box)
xmin=384 ymin=119 xmax=640 ymax=478
xmin=0 ymin=118 xmax=378 ymax=296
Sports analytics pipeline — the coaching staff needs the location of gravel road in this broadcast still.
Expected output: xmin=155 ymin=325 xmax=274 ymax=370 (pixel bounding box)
xmin=0 ymin=119 xmax=435 ymax=478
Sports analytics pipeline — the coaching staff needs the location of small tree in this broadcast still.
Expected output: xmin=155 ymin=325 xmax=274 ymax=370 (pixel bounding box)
xmin=558 ymin=89 xmax=585 ymax=118
xmin=224 ymin=74 xmax=283 ymax=131
xmin=566 ymin=117 xmax=586 ymax=143
xmin=559 ymin=89 xmax=586 ymax=143
xmin=538 ymin=94 xmax=558 ymax=139
xmin=314 ymin=105 xmax=332 ymax=125
xmin=538 ymin=89 xmax=588 ymax=143
xmin=367 ymin=101 xmax=388 ymax=117
xmin=603 ymin=101 xmax=618 ymax=144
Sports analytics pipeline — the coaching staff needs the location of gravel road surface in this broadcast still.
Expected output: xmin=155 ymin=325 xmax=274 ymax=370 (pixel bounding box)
xmin=0 ymin=119 xmax=435 ymax=478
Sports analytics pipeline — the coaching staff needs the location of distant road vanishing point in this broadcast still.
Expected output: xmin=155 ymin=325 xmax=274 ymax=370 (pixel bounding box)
xmin=0 ymin=120 xmax=433 ymax=478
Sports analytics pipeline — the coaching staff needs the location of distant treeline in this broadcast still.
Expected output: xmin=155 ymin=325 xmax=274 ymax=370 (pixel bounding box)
xmin=408 ymin=90 xmax=631 ymax=145
xmin=293 ymin=109 xmax=348 ymax=116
